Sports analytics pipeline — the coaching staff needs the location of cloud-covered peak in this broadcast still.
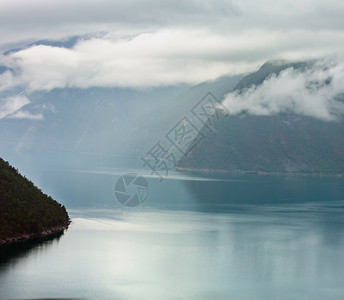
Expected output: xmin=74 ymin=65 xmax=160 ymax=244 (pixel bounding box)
xmin=223 ymin=56 xmax=344 ymax=121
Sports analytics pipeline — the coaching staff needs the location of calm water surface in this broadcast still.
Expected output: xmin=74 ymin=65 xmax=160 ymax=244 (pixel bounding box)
xmin=1 ymin=173 xmax=344 ymax=299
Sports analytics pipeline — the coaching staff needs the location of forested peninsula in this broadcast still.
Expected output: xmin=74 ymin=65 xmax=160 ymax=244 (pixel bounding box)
xmin=0 ymin=157 xmax=70 ymax=245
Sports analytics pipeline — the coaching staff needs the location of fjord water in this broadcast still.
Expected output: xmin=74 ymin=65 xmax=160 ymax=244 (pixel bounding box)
xmin=1 ymin=171 xmax=344 ymax=299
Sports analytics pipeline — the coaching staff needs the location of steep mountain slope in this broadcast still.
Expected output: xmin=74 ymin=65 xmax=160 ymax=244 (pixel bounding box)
xmin=233 ymin=60 xmax=310 ymax=91
xmin=177 ymin=61 xmax=344 ymax=175
xmin=0 ymin=67 xmax=241 ymax=172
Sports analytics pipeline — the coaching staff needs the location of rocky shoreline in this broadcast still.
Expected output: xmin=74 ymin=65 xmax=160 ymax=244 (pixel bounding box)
xmin=0 ymin=219 xmax=71 ymax=246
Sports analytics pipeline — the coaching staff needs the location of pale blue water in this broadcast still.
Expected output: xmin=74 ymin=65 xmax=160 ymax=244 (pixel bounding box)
xmin=1 ymin=172 xmax=344 ymax=299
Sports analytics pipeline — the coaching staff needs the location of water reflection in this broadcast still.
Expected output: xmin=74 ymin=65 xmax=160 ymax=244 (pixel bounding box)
xmin=182 ymin=173 xmax=344 ymax=209
xmin=0 ymin=231 xmax=65 ymax=268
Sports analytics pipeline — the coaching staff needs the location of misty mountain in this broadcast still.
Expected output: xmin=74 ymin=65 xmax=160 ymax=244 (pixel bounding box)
xmin=233 ymin=60 xmax=310 ymax=91
xmin=0 ymin=39 xmax=242 ymax=173
xmin=177 ymin=60 xmax=344 ymax=175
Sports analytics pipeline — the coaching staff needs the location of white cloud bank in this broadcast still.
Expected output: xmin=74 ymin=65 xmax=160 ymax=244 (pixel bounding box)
xmin=0 ymin=0 xmax=343 ymax=91
xmin=0 ymin=0 xmax=343 ymax=125
xmin=1 ymin=28 xmax=344 ymax=92
xmin=0 ymin=29 xmax=264 ymax=91
xmin=222 ymin=57 xmax=344 ymax=121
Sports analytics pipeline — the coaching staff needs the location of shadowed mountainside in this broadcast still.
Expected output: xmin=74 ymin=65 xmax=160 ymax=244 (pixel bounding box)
xmin=177 ymin=61 xmax=344 ymax=175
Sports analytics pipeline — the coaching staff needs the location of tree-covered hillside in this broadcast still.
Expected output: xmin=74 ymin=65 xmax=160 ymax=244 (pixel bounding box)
xmin=0 ymin=157 xmax=69 ymax=242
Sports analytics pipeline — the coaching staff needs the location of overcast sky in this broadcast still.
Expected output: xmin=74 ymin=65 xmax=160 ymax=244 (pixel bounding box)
xmin=1 ymin=0 xmax=344 ymax=91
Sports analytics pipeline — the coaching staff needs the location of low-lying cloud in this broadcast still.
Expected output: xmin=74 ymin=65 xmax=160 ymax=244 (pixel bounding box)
xmin=0 ymin=30 xmax=266 ymax=91
xmin=1 ymin=28 xmax=344 ymax=92
xmin=222 ymin=57 xmax=344 ymax=121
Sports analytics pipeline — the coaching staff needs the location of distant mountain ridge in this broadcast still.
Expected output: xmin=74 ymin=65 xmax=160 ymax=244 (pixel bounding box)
xmin=176 ymin=60 xmax=344 ymax=175
xmin=233 ymin=60 xmax=310 ymax=91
